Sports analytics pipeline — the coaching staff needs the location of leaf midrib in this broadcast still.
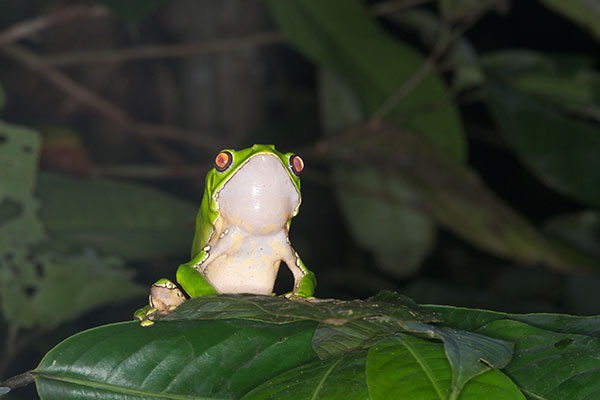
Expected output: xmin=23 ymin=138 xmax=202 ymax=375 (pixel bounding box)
xmin=34 ymin=372 xmax=226 ymax=400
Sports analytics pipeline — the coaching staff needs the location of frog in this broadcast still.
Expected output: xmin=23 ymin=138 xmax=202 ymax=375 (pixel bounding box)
xmin=135 ymin=144 xmax=316 ymax=326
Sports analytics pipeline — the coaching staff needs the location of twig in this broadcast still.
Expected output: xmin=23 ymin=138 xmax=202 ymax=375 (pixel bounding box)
xmin=45 ymin=31 xmax=285 ymax=67
xmin=91 ymin=164 xmax=209 ymax=179
xmin=0 ymin=5 xmax=108 ymax=47
xmin=0 ymin=44 xmax=222 ymax=153
xmin=369 ymin=22 xmax=453 ymax=122
xmin=0 ymin=371 xmax=35 ymax=392
xmin=42 ymin=1 xmax=428 ymax=68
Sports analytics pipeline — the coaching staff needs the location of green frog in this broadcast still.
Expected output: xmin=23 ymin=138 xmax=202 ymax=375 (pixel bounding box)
xmin=135 ymin=145 xmax=316 ymax=326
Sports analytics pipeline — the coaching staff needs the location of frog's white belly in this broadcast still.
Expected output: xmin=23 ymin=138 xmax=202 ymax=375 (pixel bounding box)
xmin=202 ymin=227 xmax=293 ymax=295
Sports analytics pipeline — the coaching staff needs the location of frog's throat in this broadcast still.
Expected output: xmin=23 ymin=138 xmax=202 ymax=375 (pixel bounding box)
xmin=212 ymin=152 xmax=301 ymax=219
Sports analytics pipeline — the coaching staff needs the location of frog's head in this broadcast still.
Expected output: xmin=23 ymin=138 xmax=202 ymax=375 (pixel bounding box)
xmin=205 ymin=144 xmax=303 ymax=235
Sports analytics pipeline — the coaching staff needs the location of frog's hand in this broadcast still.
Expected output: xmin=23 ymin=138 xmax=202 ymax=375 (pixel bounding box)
xmin=176 ymin=252 xmax=219 ymax=298
xmin=134 ymin=279 xmax=186 ymax=327
xmin=288 ymin=254 xmax=316 ymax=298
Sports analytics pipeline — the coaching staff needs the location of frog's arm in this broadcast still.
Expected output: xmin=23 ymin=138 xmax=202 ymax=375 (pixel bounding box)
xmin=176 ymin=251 xmax=219 ymax=297
xmin=285 ymin=252 xmax=316 ymax=298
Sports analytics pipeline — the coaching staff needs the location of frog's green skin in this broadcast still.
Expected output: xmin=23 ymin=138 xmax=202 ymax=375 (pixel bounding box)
xmin=136 ymin=145 xmax=316 ymax=324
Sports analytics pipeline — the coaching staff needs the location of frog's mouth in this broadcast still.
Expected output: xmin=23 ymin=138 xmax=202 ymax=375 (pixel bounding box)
xmin=214 ymin=153 xmax=301 ymax=235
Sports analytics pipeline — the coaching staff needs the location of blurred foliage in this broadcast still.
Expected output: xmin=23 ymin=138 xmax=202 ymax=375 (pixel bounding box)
xmin=269 ymin=0 xmax=600 ymax=277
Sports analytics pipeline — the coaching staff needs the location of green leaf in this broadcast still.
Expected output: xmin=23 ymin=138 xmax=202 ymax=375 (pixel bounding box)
xmin=486 ymin=80 xmax=600 ymax=207
xmin=481 ymin=50 xmax=600 ymax=118
xmin=0 ymin=120 xmax=41 ymax=201
xmin=403 ymin=322 xmax=513 ymax=396
xmin=2 ymin=248 xmax=144 ymax=329
xmin=326 ymin=123 xmax=591 ymax=271
xmin=35 ymin=319 xmax=319 ymax=399
xmin=37 ymin=172 xmax=198 ymax=261
xmin=0 ymin=120 xmax=45 ymax=283
xmin=165 ymin=292 xmax=439 ymax=361
xmin=320 ymin=69 xmax=436 ymax=278
xmin=478 ymin=319 xmax=600 ymax=400
xmin=544 ymin=210 xmax=600 ymax=259
xmin=423 ymin=304 xmax=600 ymax=337
xmin=366 ymin=335 xmax=524 ymax=400
xmin=99 ymin=0 xmax=165 ymax=24
xmin=166 ymin=291 xmax=436 ymax=326
xmin=536 ymin=0 xmax=600 ymax=42
xmin=267 ymin=0 xmax=466 ymax=160
xmin=242 ymin=351 xmax=368 ymax=400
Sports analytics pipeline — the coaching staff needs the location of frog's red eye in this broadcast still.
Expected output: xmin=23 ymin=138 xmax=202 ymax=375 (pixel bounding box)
xmin=215 ymin=151 xmax=232 ymax=172
xmin=289 ymin=154 xmax=304 ymax=175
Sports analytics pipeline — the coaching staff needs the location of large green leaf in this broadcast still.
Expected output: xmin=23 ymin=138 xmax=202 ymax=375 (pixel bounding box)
xmin=35 ymin=319 xmax=319 ymax=399
xmin=403 ymin=322 xmax=512 ymax=396
xmin=423 ymin=305 xmax=600 ymax=399
xmin=486 ymin=80 xmax=600 ymax=207
xmin=37 ymin=172 xmax=198 ymax=261
xmin=366 ymin=335 xmax=524 ymax=400
xmin=242 ymin=351 xmax=369 ymax=400
xmin=267 ymin=0 xmax=466 ymax=160
xmin=478 ymin=319 xmax=600 ymax=399
xmin=32 ymin=293 xmax=524 ymax=399
xmin=536 ymin=0 xmax=600 ymax=42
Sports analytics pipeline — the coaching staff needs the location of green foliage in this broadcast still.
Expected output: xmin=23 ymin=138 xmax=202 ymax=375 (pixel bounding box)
xmin=485 ymin=71 xmax=600 ymax=208
xmin=266 ymin=0 xmax=600 ymax=278
xmin=266 ymin=0 xmax=466 ymax=160
xmin=0 ymin=121 xmax=144 ymax=331
xmin=426 ymin=305 xmax=600 ymax=399
xmin=31 ymin=293 xmax=600 ymax=399
xmin=535 ymin=0 xmax=600 ymax=41
xmin=37 ymin=173 xmax=197 ymax=261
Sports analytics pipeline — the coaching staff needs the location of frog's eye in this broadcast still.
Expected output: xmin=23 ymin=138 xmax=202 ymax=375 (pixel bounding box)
xmin=289 ymin=154 xmax=304 ymax=175
xmin=215 ymin=151 xmax=233 ymax=172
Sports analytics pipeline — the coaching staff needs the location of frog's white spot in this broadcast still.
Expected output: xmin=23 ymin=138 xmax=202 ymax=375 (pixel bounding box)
xmin=203 ymin=245 xmax=211 ymax=252
xmin=219 ymin=228 xmax=230 ymax=239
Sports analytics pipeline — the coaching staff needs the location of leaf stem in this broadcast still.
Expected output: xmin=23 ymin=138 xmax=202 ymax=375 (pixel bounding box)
xmin=0 ymin=323 xmax=18 ymax=379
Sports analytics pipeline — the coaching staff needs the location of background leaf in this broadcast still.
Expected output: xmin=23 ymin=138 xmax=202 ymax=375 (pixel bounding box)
xmin=485 ymin=80 xmax=600 ymax=207
xmin=320 ymin=69 xmax=436 ymax=277
xmin=544 ymin=210 xmax=600 ymax=259
xmin=2 ymin=249 xmax=144 ymax=329
xmin=267 ymin=0 xmax=466 ymax=159
xmin=536 ymin=0 xmax=600 ymax=41
xmin=36 ymin=172 xmax=197 ymax=261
